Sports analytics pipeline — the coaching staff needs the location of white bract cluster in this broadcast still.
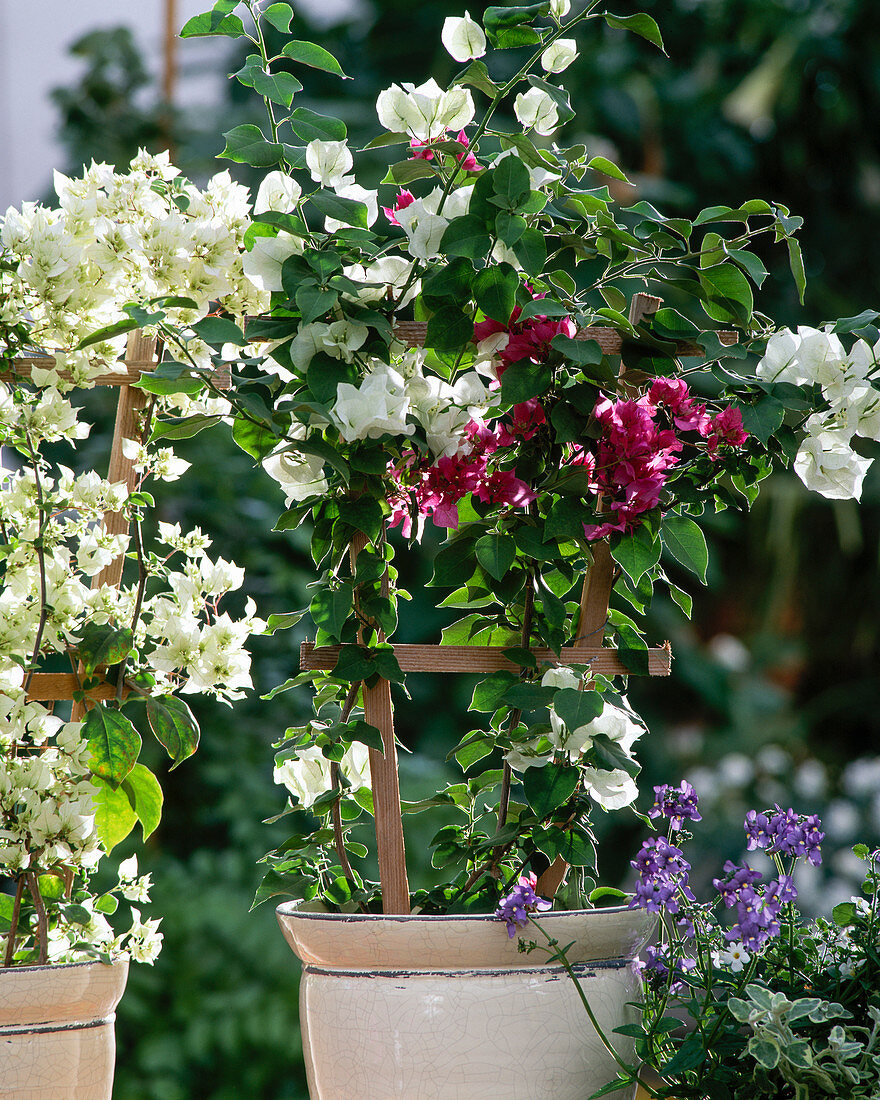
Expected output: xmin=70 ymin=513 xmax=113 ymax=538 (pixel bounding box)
xmin=757 ymin=328 xmax=880 ymax=500
xmin=504 ymin=667 xmax=644 ymax=810
xmin=0 ymin=151 xmax=267 ymax=389
xmin=274 ymin=739 xmax=371 ymax=809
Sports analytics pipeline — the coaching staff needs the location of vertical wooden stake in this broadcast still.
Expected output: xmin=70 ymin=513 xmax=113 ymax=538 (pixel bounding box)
xmin=71 ymin=333 xmax=155 ymax=721
xmin=536 ymin=293 xmax=662 ymax=901
xmin=349 ymin=531 xmax=410 ymax=915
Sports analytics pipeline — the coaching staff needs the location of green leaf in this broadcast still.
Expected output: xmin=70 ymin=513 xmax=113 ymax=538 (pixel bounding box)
xmin=289 ymin=107 xmax=346 ymax=142
xmin=452 ymin=59 xmax=500 ymax=98
xmin=430 ymin=535 xmax=481 ymax=588
xmin=662 ymin=1036 xmax=707 ymax=1075
xmin=264 ymin=611 xmax=305 ymax=635
xmin=787 ymin=237 xmax=806 ymax=305
xmin=523 ymin=761 xmax=579 ymax=817
xmin=262 ymin=2 xmax=293 ymax=32
xmin=502 ymin=682 xmax=556 ymax=710
xmin=180 ymin=9 xmax=245 ymax=38
xmin=587 ymin=156 xmax=630 ymax=184
xmin=492 ymin=157 xmax=531 ymax=204
xmin=75 ymin=623 xmax=134 ymax=677
xmin=426 ymin=306 xmax=474 ymax=354
xmin=296 ymin=282 xmax=339 ymax=325
xmin=340 ymin=719 xmax=383 ymax=753
xmin=92 ymin=776 xmax=137 ymax=851
xmin=250 ymin=68 xmax=303 ymax=108
xmin=151 ymin=413 xmax=222 ymax=442
xmin=589 ymin=886 xmax=629 ymax=905
xmin=310 ymin=585 xmax=353 ymax=641
xmin=475 ymin=533 xmax=517 ymax=581
xmin=439 ymin=215 xmax=492 ymax=261
xmin=662 ymin=515 xmax=709 ymax=584
xmin=233 ymin=412 xmax=276 ymax=461
xmin=590 ymin=733 xmax=639 ymax=778
xmin=512 ymin=228 xmax=547 ymax=275
xmin=473 ymin=264 xmax=519 ymax=325
xmin=739 ymin=396 xmax=785 ymax=443
xmin=422 ymin=257 xmax=475 ymax=305
xmin=537 ymin=827 xmax=596 ymax=867
xmin=526 ymin=75 xmax=575 ymax=125
xmin=832 ymin=901 xmax=857 ymax=927
xmin=470 ymin=670 xmax=519 ymax=713
xmin=145 ymin=695 xmax=200 ymax=767
xmin=219 ymin=124 xmax=283 ymax=167
xmin=553 ymin=688 xmax=603 ymax=732
xmin=500 ymin=360 xmax=553 ymax=404
xmin=603 ymin=12 xmax=666 ymax=54
xmin=281 ymin=39 xmax=349 ymax=78
xmin=75 ymin=317 xmax=139 ymax=350
xmin=84 ymin=707 xmax=141 ymax=788
xmin=610 ymin=529 xmax=661 ymax=585
xmin=332 ymin=645 xmax=376 ymax=682
xmin=192 ymin=316 xmax=246 ymax=347
xmin=121 ymin=763 xmax=163 ymax=841
xmin=308 ymin=189 xmax=368 ymax=229
xmin=698 ymin=263 xmax=754 ymax=326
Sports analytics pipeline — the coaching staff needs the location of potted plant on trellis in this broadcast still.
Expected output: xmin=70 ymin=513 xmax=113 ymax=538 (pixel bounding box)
xmin=0 ymin=153 xmax=263 ymax=1098
xmin=118 ymin=1 xmax=878 ymax=1096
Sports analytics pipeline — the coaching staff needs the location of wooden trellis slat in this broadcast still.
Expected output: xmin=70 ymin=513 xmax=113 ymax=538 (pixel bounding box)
xmin=300 ymin=641 xmax=672 ymax=678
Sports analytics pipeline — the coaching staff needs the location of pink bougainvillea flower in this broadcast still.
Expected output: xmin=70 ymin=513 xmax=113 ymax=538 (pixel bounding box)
xmin=453 ymin=129 xmax=479 ymax=172
xmin=706 ymin=405 xmax=749 ymax=455
xmin=409 ymin=139 xmax=435 ymax=161
xmin=496 ymin=399 xmax=546 ymax=447
xmin=475 ymin=467 xmax=536 ymax=508
xmin=648 ymin=378 xmax=712 ymax=435
xmin=382 ymin=189 xmax=416 ymax=227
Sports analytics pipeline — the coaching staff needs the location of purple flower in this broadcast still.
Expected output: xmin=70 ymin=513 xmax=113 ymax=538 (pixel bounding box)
xmin=715 ymin=863 xmax=797 ymax=952
xmin=635 ymin=945 xmax=696 ymax=994
xmin=629 ymin=837 xmax=695 ymax=916
xmin=650 ymin=781 xmax=702 ymax=831
xmin=743 ymin=807 xmax=824 ymax=866
xmin=495 ymin=873 xmax=552 ymax=938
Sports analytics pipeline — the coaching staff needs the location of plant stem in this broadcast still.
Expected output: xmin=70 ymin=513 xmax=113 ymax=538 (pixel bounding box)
xmin=2 ymin=875 xmax=25 ymax=968
xmin=25 ymin=872 xmax=48 ymax=965
xmin=528 ymin=916 xmax=659 ymax=1097
xmin=21 ymin=430 xmax=49 ymax=695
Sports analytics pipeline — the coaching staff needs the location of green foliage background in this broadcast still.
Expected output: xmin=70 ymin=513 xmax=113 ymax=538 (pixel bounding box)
xmin=40 ymin=3 xmax=880 ymax=1095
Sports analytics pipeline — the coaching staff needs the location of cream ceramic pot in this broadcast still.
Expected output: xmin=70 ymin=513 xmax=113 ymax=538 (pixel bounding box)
xmin=276 ymin=903 xmax=654 ymax=1100
xmin=0 ymin=958 xmax=129 ymax=1098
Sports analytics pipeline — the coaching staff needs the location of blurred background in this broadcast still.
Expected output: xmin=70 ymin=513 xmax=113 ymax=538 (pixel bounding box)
xmin=4 ymin=1 xmax=880 ymax=1096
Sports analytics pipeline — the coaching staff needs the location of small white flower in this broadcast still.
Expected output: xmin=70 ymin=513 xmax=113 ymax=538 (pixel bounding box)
xmin=331 ymin=362 xmax=415 ymax=441
xmin=262 ymin=448 xmax=329 ymax=506
xmin=540 ymin=666 xmax=582 ymax=691
xmin=714 ymin=944 xmax=751 ymax=972
xmin=441 ymin=12 xmax=487 ymax=63
xmin=376 ymin=79 xmax=475 ymax=142
xmin=549 ymin=0 xmax=570 ymax=17
xmin=541 ymin=39 xmax=578 ymax=74
xmin=514 ymin=87 xmax=559 ymax=136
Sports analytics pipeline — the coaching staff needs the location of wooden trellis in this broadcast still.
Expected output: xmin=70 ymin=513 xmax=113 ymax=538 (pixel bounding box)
xmin=301 ymin=294 xmax=737 ymax=913
xmin=5 ymin=333 xmax=227 ymax=714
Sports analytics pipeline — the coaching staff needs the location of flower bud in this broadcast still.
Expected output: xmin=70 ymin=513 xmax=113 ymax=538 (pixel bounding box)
xmin=514 ymin=87 xmax=559 ymax=136
xmin=541 ymin=38 xmax=578 ymax=74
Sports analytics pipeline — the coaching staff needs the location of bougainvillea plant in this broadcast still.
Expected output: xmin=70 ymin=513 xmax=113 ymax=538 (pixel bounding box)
xmin=110 ymin=1 xmax=877 ymax=917
xmin=0 ymin=153 xmax=263 ymax=965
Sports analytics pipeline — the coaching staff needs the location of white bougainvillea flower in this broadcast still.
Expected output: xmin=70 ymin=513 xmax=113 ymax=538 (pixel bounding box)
xmin=254 ymin=170 xmax=302 ymax=215
xmin=794 ymin=430 xmax=873 ymax=500
xmin=441 ymin=11 xmax=487 ymax=63
xmin=263 ymin=449 xmax=329 ymax=507
xmin=550 ymin=0 xmax=570 ymax=16
xmin=756 ymin=329 xmax=807 ymax=385
xmin=514 ymin=87 xmax=559 ymax=135
xmin=274 ymin=742 xmax=370 ymax=808
xmin=540 ymin=666 xmax=581 ymax=691
xmin=241 ymin=232 xmax=304 ymax=293
xmin=541 ymin=39 xmax=578 ymax=73
xmin=376 ymin=79 xmax=475 ymax=142
xmin=332 ymin=362 xmax=415 ymax=441
xmin=549 ymin=700 xmax=643 ymax=760
xmin=582 ymin=766 xmax=638 ymax=810
xmin=305 ymin=140 xmax=353 ymax=188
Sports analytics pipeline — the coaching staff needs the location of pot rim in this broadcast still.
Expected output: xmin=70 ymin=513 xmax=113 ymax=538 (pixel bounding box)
xmin=0 ymin=957 xmax=127 ymax=976
xmin=276 ymin=900 xmax=636 ymax=921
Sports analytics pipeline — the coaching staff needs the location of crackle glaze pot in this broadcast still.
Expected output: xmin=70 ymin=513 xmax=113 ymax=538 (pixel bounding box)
xmin=276 ymin=902 xmax=654 ymax=1100
xmin=0 ymin=958 xmax=129 ymax=1098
